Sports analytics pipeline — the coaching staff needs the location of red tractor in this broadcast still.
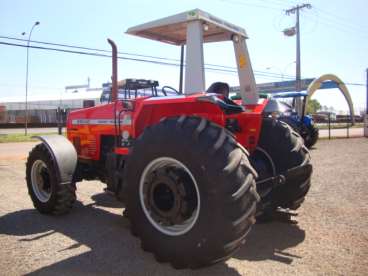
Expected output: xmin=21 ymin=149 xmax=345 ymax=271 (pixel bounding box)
xmin=26 ymin=9 xmax=312 ymax=269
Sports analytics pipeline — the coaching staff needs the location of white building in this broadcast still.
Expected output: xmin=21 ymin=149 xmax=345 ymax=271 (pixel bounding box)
xmin=0 ymin=86 xmax=102 ymax=124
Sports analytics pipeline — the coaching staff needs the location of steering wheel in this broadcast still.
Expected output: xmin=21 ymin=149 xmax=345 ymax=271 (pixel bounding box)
xmin=162 ymin=86 xmax=181 ymax=96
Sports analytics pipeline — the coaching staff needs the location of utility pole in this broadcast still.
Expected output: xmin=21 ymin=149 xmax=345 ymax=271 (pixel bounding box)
xmin=365 ymin=68 xmax=368 ymax=137
xmin=366 ymin=68 xmax=368 ymax=115
xmin=22 ymin=21 xmax=40 ymax=136
xmin=285 ymin=3 xmax=312 ymax=115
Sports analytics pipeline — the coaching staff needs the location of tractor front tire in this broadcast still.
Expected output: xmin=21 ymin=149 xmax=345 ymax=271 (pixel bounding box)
xmin=255 ymin=118 xmax=312 ymax=217
xmin=125 ymin=116 xmax=259 ymax=269
xmin=26 ymin=143 xmax=76 ymax=215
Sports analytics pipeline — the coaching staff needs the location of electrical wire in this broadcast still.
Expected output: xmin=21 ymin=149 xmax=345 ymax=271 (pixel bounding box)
xmin=0 ymin=40 xmax=293 ymax=80
xmin=0 ymin=35 xmax=295 ymax=79
xmin=0 ymin=39 xmax=365 ymax=86
xmin=0 ymin=35 xmax=180 ymax=62
xmin=303 ymin=11 xmax=368 ymax=39
xmin=0 ymin=41 xmax=180 ymax=66
xmin=218 ymin=0 xmax=283 ymax=11
xmin=218 ymin=0 xmax=368 ymax=39
xmin=315 ymin=7 xmax=368 ymax=32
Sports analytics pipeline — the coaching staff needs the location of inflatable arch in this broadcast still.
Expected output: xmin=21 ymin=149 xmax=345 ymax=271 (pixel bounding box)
xmin=305 ymin=74 xmax=355 ymax=123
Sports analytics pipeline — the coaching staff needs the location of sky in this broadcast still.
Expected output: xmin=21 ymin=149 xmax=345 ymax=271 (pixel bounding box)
xmin=0 ymin=0 xmax=367 ymax=114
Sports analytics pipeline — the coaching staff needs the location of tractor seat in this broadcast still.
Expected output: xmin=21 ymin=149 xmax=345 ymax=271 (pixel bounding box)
xmin=206 ymin=82 xmax=244 ymax=114
xmin=206 ymin=82 xmax=230 ymax=98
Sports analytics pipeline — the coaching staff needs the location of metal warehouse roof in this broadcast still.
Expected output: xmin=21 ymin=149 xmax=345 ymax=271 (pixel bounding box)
xmin=0 ymin=88 xmax=102 ymax=110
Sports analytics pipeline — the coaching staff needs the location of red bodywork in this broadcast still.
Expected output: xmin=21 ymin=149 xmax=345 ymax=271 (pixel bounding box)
xmin=67 ymin=93 xmax=268 ymax=161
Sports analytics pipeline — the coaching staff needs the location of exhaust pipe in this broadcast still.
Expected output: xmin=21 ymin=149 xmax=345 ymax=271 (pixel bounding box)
xmin=107 ymin=38 xmax=118 ymax=102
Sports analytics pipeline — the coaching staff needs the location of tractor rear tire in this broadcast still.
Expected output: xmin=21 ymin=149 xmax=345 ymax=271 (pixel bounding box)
xmin=279 ymin=117 xmax=319 ymax=149
xmin=304 ymin=125 xmax=319 ymax=148
xmin=125 ymin=116 xmax=259 ymax=269
xmin=255 ymin=118 xmax=312 ymax=217
xmin=26 ymin=143 xmax=76 ymax=215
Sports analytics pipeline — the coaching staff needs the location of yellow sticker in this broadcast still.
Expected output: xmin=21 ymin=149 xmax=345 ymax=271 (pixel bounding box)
xmin=239 ymin=54 xmax=247 ymax=68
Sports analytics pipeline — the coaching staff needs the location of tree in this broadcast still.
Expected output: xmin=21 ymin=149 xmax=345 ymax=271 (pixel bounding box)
xmin=321 ymin=105 xmax=328 ymax=111
xmin=306 ymin=99 xmax=321 ymax=114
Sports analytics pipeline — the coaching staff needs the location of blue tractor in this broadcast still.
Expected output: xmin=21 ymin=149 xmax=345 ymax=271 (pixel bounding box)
xmin=262 ymin=91 xmax=319 ymax=148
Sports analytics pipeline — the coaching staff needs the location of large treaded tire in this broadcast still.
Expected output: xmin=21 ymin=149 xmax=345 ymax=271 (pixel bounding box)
xmin=304 ymin=125 xmax=319 ymax=148
xmin=26 ymin=143 xmax=76 ymax=215
xmin=256 ymin=118 xmax=312 ymax=216
xmin=279 ymin=117 xmax=319 ymax=149
xmin=125 ymin=116 xmax=259 ymax=269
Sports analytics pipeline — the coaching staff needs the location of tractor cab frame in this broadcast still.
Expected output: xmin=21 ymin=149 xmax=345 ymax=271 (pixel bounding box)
xmin=126 ymin=8 xmax=258 ymax=104
xmin=100 ymin=79 xmax=160 ymax=104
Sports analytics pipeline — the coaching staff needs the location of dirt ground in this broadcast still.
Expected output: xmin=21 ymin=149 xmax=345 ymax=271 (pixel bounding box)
xmin=0 ymin=138 xmax=367 ymax=275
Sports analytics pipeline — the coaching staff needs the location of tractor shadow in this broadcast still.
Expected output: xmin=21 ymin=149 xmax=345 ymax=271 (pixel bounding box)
xmin=90 ymin=192 xmax=125 ymax=209
xmin=0 ymin=193 xmax=240 ymax=276
xmin=0 ymin=192 xmax=306 ymax=275
xmin=234 ymin=217 xmax=306 ymax=264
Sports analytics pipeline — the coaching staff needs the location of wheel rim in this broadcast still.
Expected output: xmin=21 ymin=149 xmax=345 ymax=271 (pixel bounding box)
xmin=31 ymin=160 xmax=52 ymax=203
xmin=139 ymin=157 xmax=200 ymax=236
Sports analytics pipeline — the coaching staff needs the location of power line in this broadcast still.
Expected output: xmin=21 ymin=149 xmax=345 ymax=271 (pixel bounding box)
xmin=0 ymin=35 xmax=180 ymax=62
xmin=0 ymin=38 xmax=365 ymax=87
xmin=0 ymin=41 xmax=181 ymax=66
xmin=303 ymin=11 xmax=368 ymax=39
xmin=0 ymin=38 xmax=293 ymax=80
xmin=219 ymin=0 xmax=368 ymax=39
xmin=218 ymin=0 xmax=283 ymax=11
xmin=289 ymin=6 xmax=368 ymax=39
xmin=315 ymin=7 xmax=368 ymax=32
xmin=0 ymin=83 xmax=64 ymax=90
xmin=0 ymin=35 xmax=293 ymax=78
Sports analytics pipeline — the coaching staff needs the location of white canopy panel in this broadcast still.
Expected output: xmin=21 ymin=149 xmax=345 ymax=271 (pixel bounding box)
xmin=126 ymin=9 xmax=248 ymax=45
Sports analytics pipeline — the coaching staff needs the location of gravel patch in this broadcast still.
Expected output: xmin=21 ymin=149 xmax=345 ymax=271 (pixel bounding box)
xmin=0 ymin=138 xmax=367 ymax=275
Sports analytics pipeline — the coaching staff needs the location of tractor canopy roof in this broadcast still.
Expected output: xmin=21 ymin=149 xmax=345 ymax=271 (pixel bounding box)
xmin=126 ymin=9 xmax=248 ymax=45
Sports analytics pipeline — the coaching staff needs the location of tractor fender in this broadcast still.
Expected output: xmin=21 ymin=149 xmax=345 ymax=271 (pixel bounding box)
xmin=33 ymin=135 xmax=77 ymax=185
